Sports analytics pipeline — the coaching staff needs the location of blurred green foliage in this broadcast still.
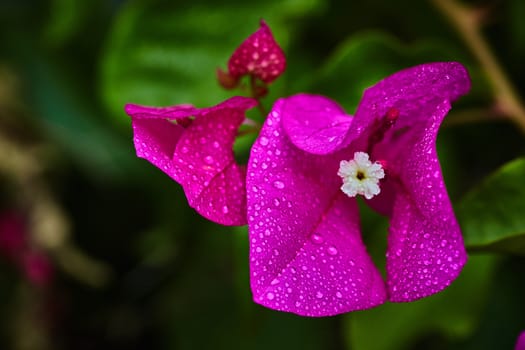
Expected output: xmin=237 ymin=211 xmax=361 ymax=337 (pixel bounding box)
xmin=0 ymin=0 xmax=524 ymax=349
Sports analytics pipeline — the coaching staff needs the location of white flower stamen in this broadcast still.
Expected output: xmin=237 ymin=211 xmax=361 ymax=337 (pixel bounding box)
xmin=337 ymin=152 xmax=385 ymax=200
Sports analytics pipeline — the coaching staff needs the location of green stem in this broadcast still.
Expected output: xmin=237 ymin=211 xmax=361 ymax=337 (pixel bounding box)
xmin=432 ymin=0 xmax=525 ymax=133
xmin=442 ymin=107 xmax=504 ymax=128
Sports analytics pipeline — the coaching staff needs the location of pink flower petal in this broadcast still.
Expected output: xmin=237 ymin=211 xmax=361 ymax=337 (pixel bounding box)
xmin=516 ymin=331 xmax=525 ymax=350
xmin=228 ymin=20 xmax=286 ymax=84
xmin=344 ymin=62 xmax=471 ymax=150
xmin=281 ymin=94 xmax=353 ymax=155
xmin=247 ymin=99 xmax=386 ymax=316
xmin=345 ymin=63 xmax=470 ymax=301
xmin=127 ymin=97 xmax=257 ymax=225
xmin=125 ymin=103 xmax=197 ymax=119
xmin=380 ymin=99 xmax=467 ymax=301
xmin=131 ymin=118 xmax=185 ymax=181
xmin=386 ymin=188 xmax=466 ymax=301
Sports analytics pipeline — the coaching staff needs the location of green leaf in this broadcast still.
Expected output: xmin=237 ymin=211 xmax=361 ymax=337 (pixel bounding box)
xmin=100 ymin=0 xmax=323 ymax=124
xmin=17 ymin=46 xmax=139 ymax=181
xmin=44 ymin=0 xmax=101 ymax=47
xmin=346 ymin=254 xmax=497 ymax=350
xmin=309 ymin=31 xmax=472 ymax=113
xmin=457 ymin=157 xmax=525 ymax=255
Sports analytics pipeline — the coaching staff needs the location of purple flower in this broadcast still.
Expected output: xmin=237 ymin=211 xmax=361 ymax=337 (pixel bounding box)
xmin=125 ymin=96 xmax=257 ymax=225
xmin=247 ymin=62 xmax=471 ymax=316
xmin=516 ymin=331 xmax=525 ymax=350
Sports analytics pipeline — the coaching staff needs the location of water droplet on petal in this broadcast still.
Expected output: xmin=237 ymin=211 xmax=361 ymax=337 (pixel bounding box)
xmin=311 ymin=233 xmax=324 ymax=244
xmin=270 ymin=278 xmax=279 ymax=285
xmin=327 ymin=246 xmax=338 ymax=256
xmin=273 ymin=181 xmax=285 ymax=189
xmin=205 ymin=156 xmax=214 ymax=164
xmin=316 ymin=291 xmax=323 ymax=299
xmin=222 ymin=205 xmax=229 ymax=214
xmin=260 ymin=137 xmax=269 ymax=146
xmin=266 ymin=292 xmax=275 ymax=300
xmin=336 ymin=291 xmax=343 ymax=298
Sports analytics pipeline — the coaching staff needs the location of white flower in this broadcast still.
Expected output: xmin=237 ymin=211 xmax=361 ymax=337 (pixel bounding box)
xmin=337 ymin=152 xmax=385 ymax=199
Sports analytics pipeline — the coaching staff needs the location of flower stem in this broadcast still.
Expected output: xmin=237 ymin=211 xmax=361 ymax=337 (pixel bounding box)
xmin=432 ymin=0 xmax=525 ymax=133
xmin=249 ymin=75 xmax=269 ymax=117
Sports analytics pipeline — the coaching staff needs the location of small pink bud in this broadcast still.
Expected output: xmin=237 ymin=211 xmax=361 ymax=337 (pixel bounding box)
xmin=216 ymin=68 xmax=239 ymax=90
xmin=227 ymin=20 xmax=286 ymax=84
xmin=253 ymin=84 xmax=269 ymax=98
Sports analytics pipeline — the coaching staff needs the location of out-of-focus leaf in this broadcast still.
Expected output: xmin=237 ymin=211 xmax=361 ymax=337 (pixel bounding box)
xmin=309 ymin=31 xmax=473 ymax=113
xmin=100 ymin=0 xmax=323 ymax=123
xmin=455 ymin=256 xmax=525 ymax=350
xmin=44 ymin=0 xmax=99 ymax=46
xmin=509 ymin=0 xmax=525 ymax=58
xmin=22 ymin=54 xmax=139 ymax=181
xmin=457 ymin=158 xmax=525 ymax=255
xmin=346 ymin=254 xmax=496 ymax=350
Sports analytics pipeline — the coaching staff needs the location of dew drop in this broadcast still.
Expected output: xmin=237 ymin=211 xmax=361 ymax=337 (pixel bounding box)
xmin=316 ymin=291 xmax=323 ymax=299
xmin=336 ymin=291 xmax=343 ymax=298
xmin=205 ymin=156 xmax=214 ymax=164
xmin=311 ymin=233 xmax=324 ymax=244
xmin=270 ymin=278 xmax=280 ymax=285
xmin=273 ymin=180 xmax=285 ymax=189
xmin=222 ymin=205 xmax=229 ymax=214
xmin=266 ymin=292 xmax=275 ymax=300
xmin=327 ymin=246 xmax=338 ymax=256
xmin=260 ymin=137 xmax=269 ymax=146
